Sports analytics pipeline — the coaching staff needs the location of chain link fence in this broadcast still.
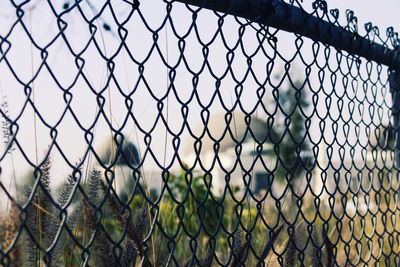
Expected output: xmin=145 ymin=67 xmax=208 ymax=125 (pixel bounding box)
xmin=0 ymin=0 xmax=399 ymax=266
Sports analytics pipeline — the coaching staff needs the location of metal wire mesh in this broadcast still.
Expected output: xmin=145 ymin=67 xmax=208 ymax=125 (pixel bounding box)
xmin=0 ymin=0 xmax=399 ymax=266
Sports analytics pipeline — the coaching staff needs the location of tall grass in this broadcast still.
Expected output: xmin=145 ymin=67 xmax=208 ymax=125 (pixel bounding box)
xmin=0 ymin=158 xmax=398 ymax=266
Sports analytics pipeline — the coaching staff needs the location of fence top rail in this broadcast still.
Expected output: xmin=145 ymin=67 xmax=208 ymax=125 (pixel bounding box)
xmin=175 ymin=0 xmax=400 ymax=70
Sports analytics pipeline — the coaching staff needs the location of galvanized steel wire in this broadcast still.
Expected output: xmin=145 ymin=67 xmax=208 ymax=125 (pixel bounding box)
xmin=0 ymin=0 xmax=399 ymax=266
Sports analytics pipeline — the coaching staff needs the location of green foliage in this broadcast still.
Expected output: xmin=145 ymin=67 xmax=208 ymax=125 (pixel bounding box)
xmin=158 ymin=169 xmax=221 ymax=236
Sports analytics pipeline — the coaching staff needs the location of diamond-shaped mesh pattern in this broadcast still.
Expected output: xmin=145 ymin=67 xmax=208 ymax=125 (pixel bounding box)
xmin=0 ymin=0 xmax=399 ymax=266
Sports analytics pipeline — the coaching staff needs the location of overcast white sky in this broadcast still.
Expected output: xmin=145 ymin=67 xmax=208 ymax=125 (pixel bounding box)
xmin=328 ymin=0 xmax=399 ymax=31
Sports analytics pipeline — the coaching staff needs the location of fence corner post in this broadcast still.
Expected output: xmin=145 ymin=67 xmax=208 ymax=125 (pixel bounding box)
xmin=389 ymin=69 xmax=400 ymax=168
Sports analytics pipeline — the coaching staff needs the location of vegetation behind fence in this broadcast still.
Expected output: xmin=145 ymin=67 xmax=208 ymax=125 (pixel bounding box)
xmin=0 ymin=0 xmax=399 ymax=266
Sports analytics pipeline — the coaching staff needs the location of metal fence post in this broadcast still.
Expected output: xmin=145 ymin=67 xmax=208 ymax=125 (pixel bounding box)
xmin=389 ymin=69 xmax=400 ymax=168
xmin=175 ymin=0 xmax=400 ymax=69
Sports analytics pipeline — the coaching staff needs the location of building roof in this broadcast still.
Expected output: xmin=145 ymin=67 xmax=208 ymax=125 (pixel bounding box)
xmin=183 ymin=111 xmax=271 ymax=155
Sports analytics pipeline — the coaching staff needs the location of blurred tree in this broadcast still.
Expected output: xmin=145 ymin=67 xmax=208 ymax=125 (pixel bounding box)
xmin=248 ymin=77 xmax=313 ymax=196
xmin=101 ymin=137 xmax=140 ymax=167
xmin=267 ymin=79 xmax=312 ymax=184
xmin=100 ymin=136 xmax=141 ymax=202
